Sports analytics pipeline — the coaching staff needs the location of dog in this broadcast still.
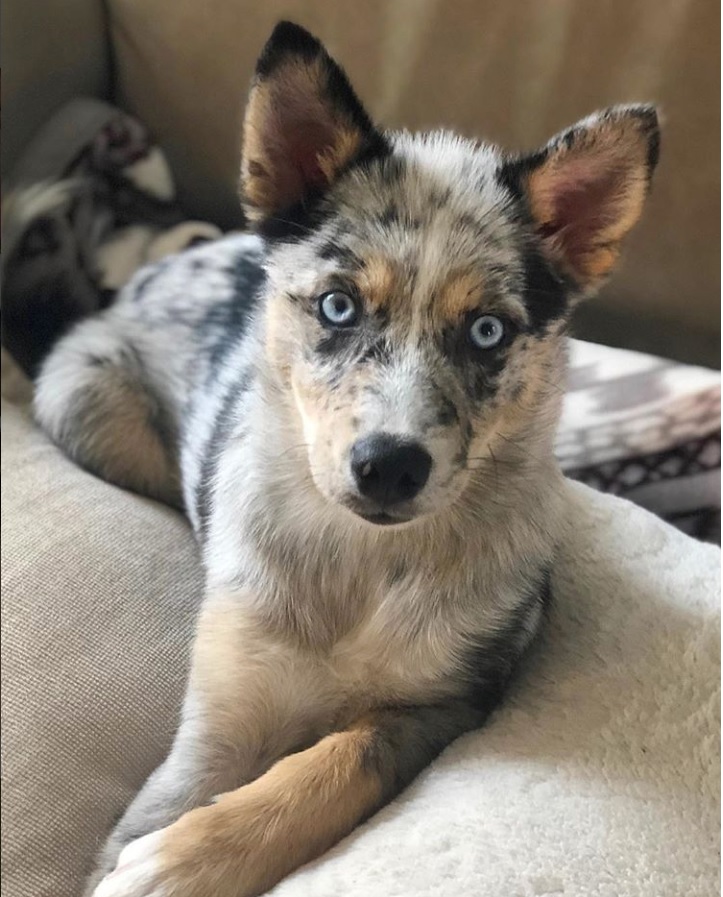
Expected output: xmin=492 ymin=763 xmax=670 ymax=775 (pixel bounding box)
xmin=26 ymin=21 xmax=660 ymax=897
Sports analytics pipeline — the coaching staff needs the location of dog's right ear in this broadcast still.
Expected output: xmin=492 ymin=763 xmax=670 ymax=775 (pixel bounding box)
xmin=240 ymin=21 xmax=386 ymax=230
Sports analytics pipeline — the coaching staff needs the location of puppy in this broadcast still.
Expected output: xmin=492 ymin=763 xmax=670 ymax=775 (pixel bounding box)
xmin=31 ymin=21 xmax=660 ymax=897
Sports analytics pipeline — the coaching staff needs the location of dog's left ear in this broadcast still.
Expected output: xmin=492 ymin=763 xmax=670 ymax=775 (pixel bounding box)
xmin=501 ymin=105 xmax=660 ymax=293
xmin=240 ymin=21 xmax=386 ymax=228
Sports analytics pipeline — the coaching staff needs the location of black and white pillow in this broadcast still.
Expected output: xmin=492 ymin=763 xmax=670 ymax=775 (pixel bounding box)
xmin=558 ymin=340 xmax=721 ymax=543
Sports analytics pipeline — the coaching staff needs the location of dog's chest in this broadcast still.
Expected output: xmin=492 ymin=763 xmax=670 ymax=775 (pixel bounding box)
xmin=316 ymin=577 xmax=472 ymax=705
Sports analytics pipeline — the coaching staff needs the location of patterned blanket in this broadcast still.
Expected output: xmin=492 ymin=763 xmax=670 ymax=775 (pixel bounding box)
xmin=2 ymin=99 xmax=719 ymax=541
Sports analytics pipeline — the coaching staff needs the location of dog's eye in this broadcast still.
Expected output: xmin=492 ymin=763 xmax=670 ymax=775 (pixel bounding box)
xmin=469 ymin=315 xmax=505 ymax=350
xmin=318 ymin=291 xmax=358 ymax=327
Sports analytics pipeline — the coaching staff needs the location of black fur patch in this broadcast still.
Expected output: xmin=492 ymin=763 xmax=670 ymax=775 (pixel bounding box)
xmin=257 ymin=189 xmax=334 ymax=244
xmin=462 ymin=567 xmax=552 ymax=711
xmin=315 ymin=327 xmax=360 ymax=358
xmin=255 ymin=21 xmax=323 ymax=77
xmin=131 ymin=259 xmax=172 ymax=303
xmin=360 ymin=701 xmax=487 ymax=799
xmin=519 ymin=242 xmax=570 ymax=334
xmin=198 ymin=253 xmax=266 ymax=370
xmin=144 ymin=387 xmax=179 ymax=459
xmin=351 ymin=571 xmax=552 ymax=804
xmin=317 ymin=241 xmax=362 ymax=268
xmin=377 ymin=155 xmax=406 ymax=186
xmin=359 ymin=339 xmax=391 ymax=365
xmin=388 ymin=558 xmax=409 ymax=584
xmin=377 ymin=203 xmax=422 ymax=231
xmin=378 ymin=204 xmax=400 ymax=227
xmin=195 ymin=371 xmax=253 ymax=537
xmin=494 ymin=168 xmax=572 ymax=333
xmin=631 ymin=105 xmax=661 ymax=173
xmin=435 ymin=393 xmax=459 ymax=426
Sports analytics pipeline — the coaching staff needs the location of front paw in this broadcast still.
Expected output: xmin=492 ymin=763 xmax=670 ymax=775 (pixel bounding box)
xmin=92 ymin=829 xmax=169 ymax=897
xmin=91 ymin=799 xmax=266 ymax=897
xmin=92 ymin=757 xmax=352 ymax=897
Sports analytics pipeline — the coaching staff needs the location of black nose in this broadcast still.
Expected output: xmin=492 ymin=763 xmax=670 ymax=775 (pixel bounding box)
xmin=350 ymin=434 xmax=433 ymax=506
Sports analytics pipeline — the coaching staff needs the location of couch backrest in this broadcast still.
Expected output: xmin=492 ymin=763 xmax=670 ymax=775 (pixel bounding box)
xmin=3 ymin=0 xmax=720 ymax=364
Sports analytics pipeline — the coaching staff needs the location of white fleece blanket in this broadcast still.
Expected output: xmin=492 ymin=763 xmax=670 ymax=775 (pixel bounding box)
xmin=1 ymin=398 xmax=720 ymax=897
xmin=271 ymin=481 xmax=721 ymax=897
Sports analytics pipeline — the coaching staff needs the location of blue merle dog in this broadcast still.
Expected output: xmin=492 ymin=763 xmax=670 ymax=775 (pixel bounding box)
xmin=28 ymin=22 xmax=660 ymax=897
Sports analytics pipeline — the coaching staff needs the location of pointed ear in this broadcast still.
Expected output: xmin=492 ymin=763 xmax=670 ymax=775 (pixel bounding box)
xmin=240 ymin=21 xmax=387 ymax=228
xmin=501 ymin=106 xmax=660 ymax=292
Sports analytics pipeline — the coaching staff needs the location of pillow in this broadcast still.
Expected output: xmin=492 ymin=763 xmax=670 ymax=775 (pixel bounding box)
xmin=1 ymin=398 xmax=719 ymax=897
xmin=560 ymin=340 xmax=721 ymax=542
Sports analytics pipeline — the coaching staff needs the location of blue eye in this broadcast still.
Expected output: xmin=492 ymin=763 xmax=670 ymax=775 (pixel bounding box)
xmin=318 ymin=291 xmax=358 ymax=327
xmin=470 ymin=315 xmax=505 ymax=350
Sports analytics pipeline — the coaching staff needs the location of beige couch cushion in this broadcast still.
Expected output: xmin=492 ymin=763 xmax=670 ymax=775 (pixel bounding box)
xmin=0 ymin=397 xmax=203 ymax=897
xmin=1 ymin=385 xmax=719 ymax=897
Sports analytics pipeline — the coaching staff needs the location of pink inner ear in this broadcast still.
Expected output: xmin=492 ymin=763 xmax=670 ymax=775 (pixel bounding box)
xmin=258 ymin=115 xmax=338 ymax=212
xmin=537 ymin=156 xmax=626 ymax=259
xmin=257 ymin=72 xmax=351 ymax=209
xmin=286 ymin=122 xmax=333 ymax=190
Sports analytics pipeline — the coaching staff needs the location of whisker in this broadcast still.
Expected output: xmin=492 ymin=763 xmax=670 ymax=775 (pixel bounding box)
xmin=465 ymin=454 xmax=519 ymax=467
xmin=495 ymin=432 xmax=547 ymax=465
xmin=535 ymin=375 xmax=566 ymax=396
xmin=275 ymin=442 xmax=312 ymax=460
xmin=487 ymin=444 xmax=500 ymax=490
xmin=264 ymin=216 xmax=316 ymax=236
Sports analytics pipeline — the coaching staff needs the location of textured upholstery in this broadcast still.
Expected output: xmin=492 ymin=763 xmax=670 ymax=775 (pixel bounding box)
xmin=0 ymin=397 xmax=202 ymax=897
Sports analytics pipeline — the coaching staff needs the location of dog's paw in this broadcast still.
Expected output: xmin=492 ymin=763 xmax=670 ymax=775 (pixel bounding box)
xmin=92 ymin=829 xmax=167 ymax=897
xmin=91 ymin=782 xmax=305 ymax=897
xmin=91 ymin=800 xmax=258 ymax=897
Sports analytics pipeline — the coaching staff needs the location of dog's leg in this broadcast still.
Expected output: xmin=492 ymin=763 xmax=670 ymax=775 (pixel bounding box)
xmin=34 ymin=318 xmax=182 ymax=506
xmin=85 ymin=592 xmax=330 ymax=894
xmin=83 ymin=697 xmax=240 ymax=896
xmin=91 ymin=700 xmax=488 ymax=897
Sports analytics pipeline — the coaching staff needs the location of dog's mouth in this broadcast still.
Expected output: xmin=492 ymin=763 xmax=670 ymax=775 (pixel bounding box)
xmin=341 ymin=498 xmax=416 ymax=527
xmin=358 ymin=510 xmax=411 ymax=527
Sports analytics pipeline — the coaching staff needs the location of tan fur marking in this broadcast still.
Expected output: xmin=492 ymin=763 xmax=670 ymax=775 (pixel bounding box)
xmin=242 ymin=83 xmax=278 ymax=217
xmin=51 ymin=368 xmax=181 ymax=507
xmin=356 ymin=259 xmax=485 ymax=325
xmin=188 ymin=595 xmax=322 ymax=769
xmin=157 ymin=721 xmax=384 ymax=897
xmin=317 ymin=128 xmax=365 ymax=183
xmin=355 ymin=255 xmax=401 ymax=312
xmin=435 ymin=270 xmax=484 ymax=322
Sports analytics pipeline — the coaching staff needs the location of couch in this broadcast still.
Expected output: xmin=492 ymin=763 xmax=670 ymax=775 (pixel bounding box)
xmin=2 ymin=4 xmax=721 ymax=897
